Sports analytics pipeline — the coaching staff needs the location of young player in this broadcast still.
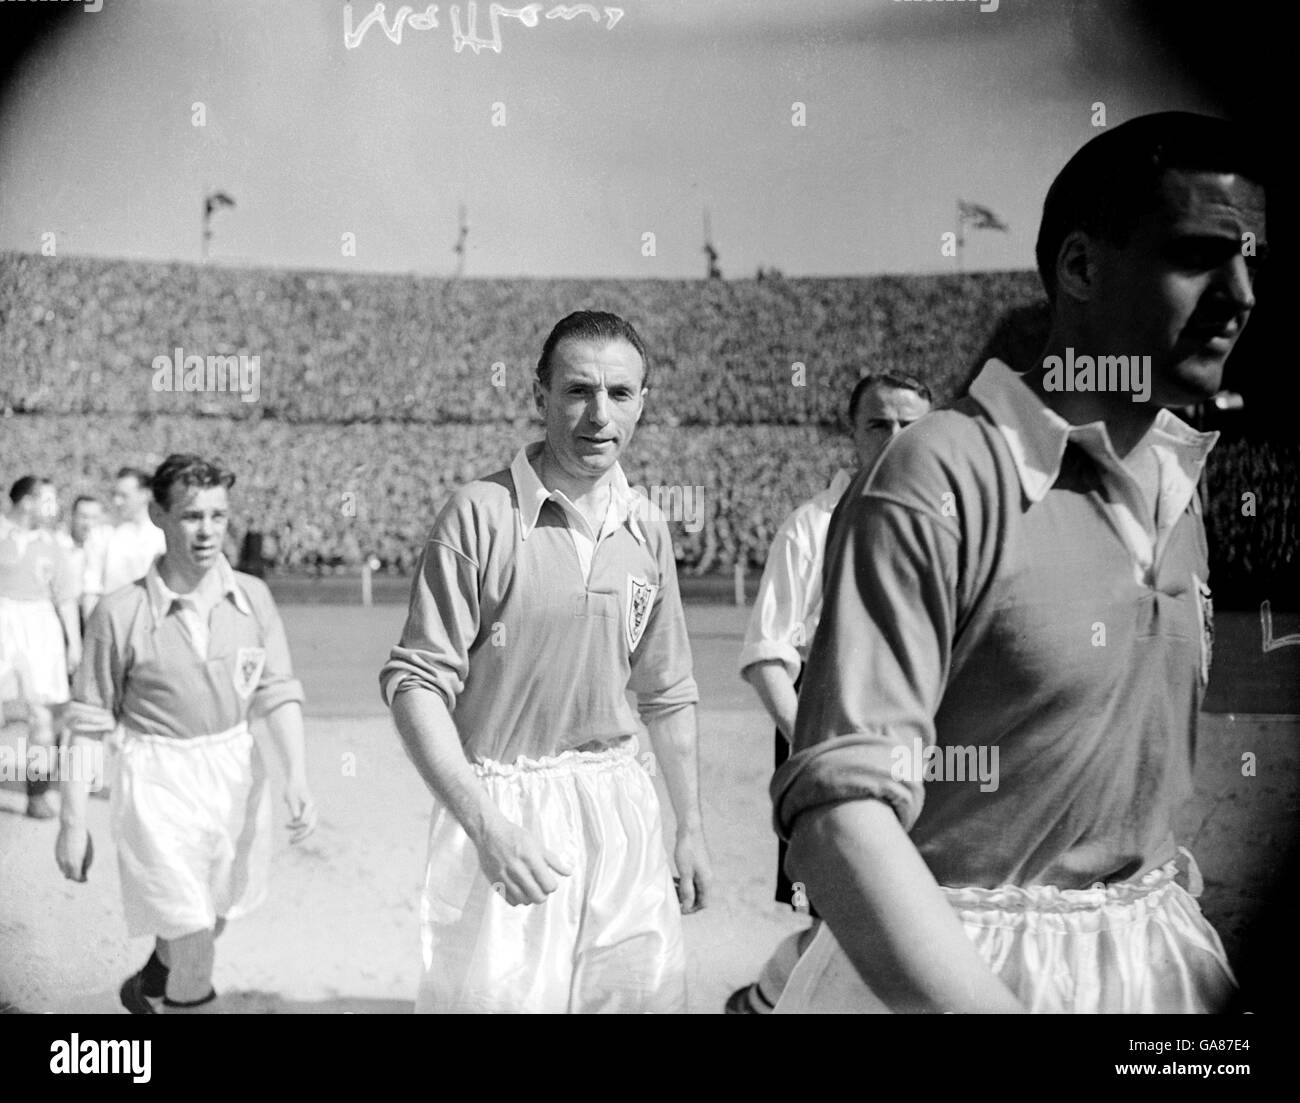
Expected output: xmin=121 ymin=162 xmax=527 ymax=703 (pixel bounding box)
xmin=0 ymin=477 xmax=81 ymax=818
xmin=55 ymin=454 xmax=318 ymax=1013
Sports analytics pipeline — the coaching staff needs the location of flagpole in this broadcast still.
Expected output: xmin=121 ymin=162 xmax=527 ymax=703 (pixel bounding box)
xmin=956 ymin=199 xmax=964 ymax=273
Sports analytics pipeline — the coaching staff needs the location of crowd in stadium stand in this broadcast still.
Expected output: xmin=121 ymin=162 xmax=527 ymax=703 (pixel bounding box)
xmin=2 ymin=253 xmax=1294 ymax=599
xmin=1 ymin=253 xmax=1043 ymax=423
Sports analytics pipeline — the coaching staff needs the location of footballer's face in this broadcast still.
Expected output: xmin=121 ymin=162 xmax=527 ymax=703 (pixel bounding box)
xmin=1084 ymin=169 xmax=1266 ymax=406
xmin=852 ymin=385 xmax=932 ymax=472
xmin=21 ymin=484 xmax=59 ymax=528
xmin=151 ymin=485 xmax=229 ymax=579
xmin=70 ymin=500 xmax=104 ymax=543
xmin=535 ymin=338 xmax=647 ymax=484
xmin=112 ymin=476 xmax=151 ymax=523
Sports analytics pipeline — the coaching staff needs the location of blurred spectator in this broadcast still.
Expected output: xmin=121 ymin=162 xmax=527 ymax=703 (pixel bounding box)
xmin=0 ymin=476 xmax=80 ymax=818
xmin=82 ymin=467 xmax=166 ymax=618
xmin=58 ymin=495 xmax=106 ymax=629
xmin=239 ymin=530 xmax=267 ymax=578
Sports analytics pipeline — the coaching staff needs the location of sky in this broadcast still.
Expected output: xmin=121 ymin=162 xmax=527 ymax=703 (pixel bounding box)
xmin=0 ymin=0 xmax=1221 ymax=278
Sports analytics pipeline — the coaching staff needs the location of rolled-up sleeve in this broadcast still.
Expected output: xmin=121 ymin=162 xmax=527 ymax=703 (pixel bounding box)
xmin=737 ymin=521 xmax=814 ymax=681
xmin=770 ymin=491 xmax=959 ymax=840
xmin=251 ymin=602 xmax=305 ymax=718
xmin=628 ymin=524 xmax=699 ymax=719
xmin=69 ymin=603 xmax=123 ymax=737
xmin=380 ymin=522 xmax=481 ymax=711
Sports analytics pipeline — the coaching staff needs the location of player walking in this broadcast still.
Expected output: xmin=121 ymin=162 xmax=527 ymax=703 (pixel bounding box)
xmin=55 ymin=454 xmax=317 ymax=1013
xmin=382 ymin=311 xmax=711 ymax=1014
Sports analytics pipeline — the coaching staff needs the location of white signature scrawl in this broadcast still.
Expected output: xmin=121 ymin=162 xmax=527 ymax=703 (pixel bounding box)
xmin=1260 ymin=600 xmax=1300 ymax=653
xmin=343 ymin=2 xmax=625 ymax=51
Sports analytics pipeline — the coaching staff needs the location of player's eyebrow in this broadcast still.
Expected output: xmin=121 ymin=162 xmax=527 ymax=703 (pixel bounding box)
xmin=1162 ymin=233 xmax=1248 ymax=261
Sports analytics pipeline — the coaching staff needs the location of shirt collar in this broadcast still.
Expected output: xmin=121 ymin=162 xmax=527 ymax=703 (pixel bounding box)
xmin=144 ymin=554 xmax=252 ymax=621
xmin=4 ymin=524 xmax=48 ymax=554
xmin=810 ymin=468 xmax=853 ymax=511
xmin=510 ymin=442 xmax=645 ymax=544
xmin=968 ymin=358 xmax=1218 ymax=504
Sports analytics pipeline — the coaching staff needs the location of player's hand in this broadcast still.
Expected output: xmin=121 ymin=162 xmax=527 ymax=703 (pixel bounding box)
xmin=475 ymin=816 xmax=573 ymax=907
xmin=55 ymin=823 xmax=89 ymax=883
xmin=673 ymin=829 xmax=712 ymax=914
xmin=283 ymin=777 xmax=318 ymax=843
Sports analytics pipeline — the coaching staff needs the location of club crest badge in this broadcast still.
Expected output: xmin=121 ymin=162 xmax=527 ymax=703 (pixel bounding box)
xmin=1193 ymin=574 xmax=1213 ymax=686
xmin=625 ymin=575 xmax=658 ymax=652
xmin=234 ymin=647 xmax=266 ymax=699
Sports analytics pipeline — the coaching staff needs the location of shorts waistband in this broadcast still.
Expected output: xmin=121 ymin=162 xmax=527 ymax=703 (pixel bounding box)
xmin=122 ymin=721 xmax=250 ymax=749
xmin=942 ymin=849 xmax=1202 ymax=917
xmin=473 ymin=736 xmax=638 ymax=779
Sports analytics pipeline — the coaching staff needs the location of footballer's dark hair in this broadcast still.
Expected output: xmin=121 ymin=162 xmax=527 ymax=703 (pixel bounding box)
xmin=536 ymin=311 xmax=650 ymax=390
xmin=150 ymin=454 xmax=236 ymax=512
xmin=115 ymin=466 xmax=153 ymax=490
xmin=846 ymin=373 xmax=933 ymax=427
xmin=1036 ymin=111 xmax=1263 ymax=302
xmin=9 ymin=475 xmax=51 ymax=506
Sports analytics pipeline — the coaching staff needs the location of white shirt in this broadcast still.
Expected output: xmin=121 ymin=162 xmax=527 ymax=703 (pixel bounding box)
xmin=57 ymin=526 xmax=104 ymax=601
xmin=739 ymin=468 xmax=853 ymax=679
xmin=84 ymin=517 xmax=167 ymax=604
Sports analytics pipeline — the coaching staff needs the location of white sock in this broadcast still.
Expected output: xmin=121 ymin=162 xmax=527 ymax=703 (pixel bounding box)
xmin=754 ymin=930 xmax=806 ymax=1009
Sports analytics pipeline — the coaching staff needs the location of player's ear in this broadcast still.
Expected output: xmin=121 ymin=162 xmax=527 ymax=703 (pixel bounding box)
xmin=533 ymin=376 xmax=547 ymax=416
xmin=635 ymin=387 xmax=647 ymax=421
xmin=1055 ymin=230 xmax=1097 ymax=303
xmin=146 ymin=499 xmax=165 ymax=528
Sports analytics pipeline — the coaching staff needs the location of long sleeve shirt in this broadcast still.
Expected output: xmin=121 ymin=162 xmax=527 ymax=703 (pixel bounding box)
xmin=0 ymin=520 xmax=76 ymax=605
xmin=772 ymin=358 xmax=1218 ymax=890
xmin=71 ymin=555 xmax=303 ymax=740
xmin=380 ymin=443 xmax=699 ymax=764
xmin=738 ymin=469 xmax=852 ymax=680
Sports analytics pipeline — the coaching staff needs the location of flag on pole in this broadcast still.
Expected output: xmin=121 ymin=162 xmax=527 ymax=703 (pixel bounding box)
xmin=957 ymin=199 xmax=1009 ymax=232
xmin=204 ymin=191 xmax=236 ymax=218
